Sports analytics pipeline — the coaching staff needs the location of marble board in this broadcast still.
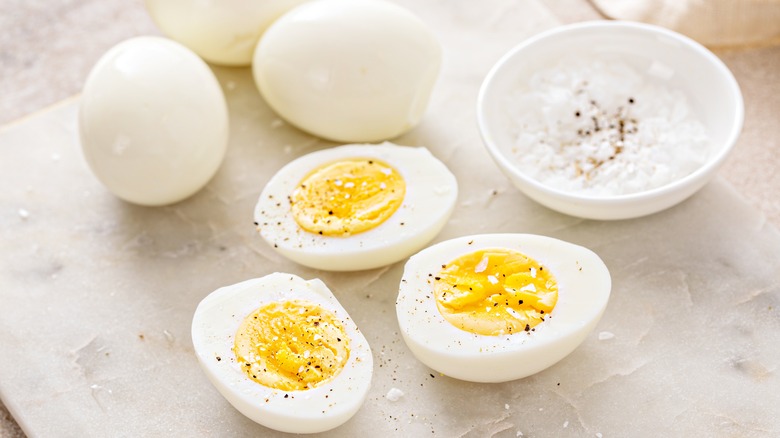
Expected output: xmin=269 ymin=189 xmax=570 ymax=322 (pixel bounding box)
xmin=1 ymin=1 xmax=779 ymax=436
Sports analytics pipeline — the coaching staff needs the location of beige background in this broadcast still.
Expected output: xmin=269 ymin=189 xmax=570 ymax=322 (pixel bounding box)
xmin=1 ymin=0 xmax=778 ymax=436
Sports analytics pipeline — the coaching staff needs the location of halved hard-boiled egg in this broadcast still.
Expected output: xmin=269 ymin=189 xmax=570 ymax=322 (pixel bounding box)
xmin=191 ymin=273 xmax=372 ymax=433
xmin=254 ymin=143 xmax=457 ymax=271
xmin=396 ymin=234 xmax=611 ymax=382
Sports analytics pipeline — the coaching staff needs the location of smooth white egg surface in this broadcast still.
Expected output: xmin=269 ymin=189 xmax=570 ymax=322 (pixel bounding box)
xmin=79 ymin=36 xmax=228 ymax=206
xmin=145 ymin=0 xmax=311 ymax=66
xmin=252 ymin=0 xmax=442 ymax=143
xmin=254 ymin=143 xmax=457 ymax=271
xmin=192 ymin=273 xmax=373 ymax=434
xmin=396 ymin=234 xmax=611 ymax=382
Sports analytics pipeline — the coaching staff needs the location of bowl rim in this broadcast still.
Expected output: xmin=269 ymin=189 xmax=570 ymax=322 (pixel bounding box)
xmin=476 ymin=20 xmax=745 ymax=205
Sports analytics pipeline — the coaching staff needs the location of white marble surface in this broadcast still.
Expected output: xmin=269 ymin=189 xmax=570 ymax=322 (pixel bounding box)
xmin=2 ymin=1 xmax=780 ymax=437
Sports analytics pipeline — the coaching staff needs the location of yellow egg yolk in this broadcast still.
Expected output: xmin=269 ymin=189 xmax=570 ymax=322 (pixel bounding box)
xmin=433 ymin=248 xmax=558 ymax=336
xmin=233 ymin=300 xmax=350 ymax=391
xmin=290 ymin=158 xmax=405 ymax=236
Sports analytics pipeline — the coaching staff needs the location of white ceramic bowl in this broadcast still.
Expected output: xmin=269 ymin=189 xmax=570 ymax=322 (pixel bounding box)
xmin=477 ymin=21 xmax=743 ymax=220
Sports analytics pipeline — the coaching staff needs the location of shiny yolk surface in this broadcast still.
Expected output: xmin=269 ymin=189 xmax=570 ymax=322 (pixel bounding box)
xmin=234 ymin=300 xmax=350 ymax=391
xmin=433 ymin=248 xmax=558 ymax=336
xmin=290 ymin=158 xmax=405 ymax=236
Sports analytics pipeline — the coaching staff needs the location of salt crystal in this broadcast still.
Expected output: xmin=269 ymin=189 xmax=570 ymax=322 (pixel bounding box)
xmin=487 ymin=275 xmax=499 ymax=284
xmin=563 ymin=420 xmax=569 ymax=428
xmin=51 ymin=153 xmax=61 ymax=162
xmin=475 ymin=256 xmax=489 ymax=273
xmin=517 ymin=432 xmax=523 ymax=437
xmin=18 ymin=208 xmax=29 ymax=219
xmin=385 ymin=387 xmax=404 ymax=401
xmin=596 ymin=433 xmax=603 ymax=438
xmin=598 ymin=331 xmax=615 ymax=341
xmin=504 ymin=403 xmax=510 ymax=410
xmin=506 ymin=308 xmax=523 ymax=320
xmin=647 ymin=60 xmax=675 ymax=80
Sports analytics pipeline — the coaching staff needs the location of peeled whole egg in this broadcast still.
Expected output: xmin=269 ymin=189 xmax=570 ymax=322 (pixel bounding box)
xmin=191 ymin=273 xmax=373 ymax=434
xmin=252 ymin=0 xmax=442 ymax=143
xmin=79 ymin=36 xmax=228 ymax=206
xmin=396 ymin=234 xmax=611 ymax=382
xmin=145 ymin=0 xmax=311 ymax=66
xmin=254 ymin=142 xmax=457 ymax=271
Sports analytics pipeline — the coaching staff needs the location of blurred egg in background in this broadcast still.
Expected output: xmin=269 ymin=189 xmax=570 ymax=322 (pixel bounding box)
xmin=145 ymin=0 xmax=311 ymax=66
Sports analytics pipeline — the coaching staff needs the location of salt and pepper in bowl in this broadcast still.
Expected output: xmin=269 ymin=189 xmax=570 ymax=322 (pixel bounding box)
xmin=477 ymin=21 xmax=743 ymax=220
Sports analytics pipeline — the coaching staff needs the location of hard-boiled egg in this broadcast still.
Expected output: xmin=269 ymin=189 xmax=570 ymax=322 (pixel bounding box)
xmin=79 ymin=36 xmax=228 ymax=206
xmin=145 ymin=0 xmax=311 ymax=66
xmin=192 ymin=273 xmax=372 ymax=434
xmin=252 ymin=0 xmax=442 ymax=142
xmin=254 ymin=143 xmax=457 ymax=271
xmin=396 ymin=234 xmax=611 ymax=382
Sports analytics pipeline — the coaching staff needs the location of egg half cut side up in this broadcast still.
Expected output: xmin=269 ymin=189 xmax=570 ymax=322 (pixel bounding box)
xmin=254 ymin=142 xmax=458 ymax=271
xmin=396 ymin=234 xmax=611 ymax=383
xmin=192 ymin=273 xmax=373 ymax=433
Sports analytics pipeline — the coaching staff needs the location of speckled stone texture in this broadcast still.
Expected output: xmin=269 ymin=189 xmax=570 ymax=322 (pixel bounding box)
xmin=1 ymin=2 xmax=156 ymax=435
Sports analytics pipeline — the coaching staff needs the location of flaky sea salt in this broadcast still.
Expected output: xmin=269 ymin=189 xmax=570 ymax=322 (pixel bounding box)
xmin=386 ymin=387 xmax=404 ymax=401
xmin=504 ymin=56 xmax=709 ymax=196
xmin=598 ymin=331 xmax=615 ymax=341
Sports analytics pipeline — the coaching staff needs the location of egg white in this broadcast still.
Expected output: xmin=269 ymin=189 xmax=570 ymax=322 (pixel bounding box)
xmin=254 ymin=143 xmax=458 ymax=271
xmin=396 ymin=234 xmax=611 ymax=382
xmin=191 ymin=273 xmax=373 ymax=434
